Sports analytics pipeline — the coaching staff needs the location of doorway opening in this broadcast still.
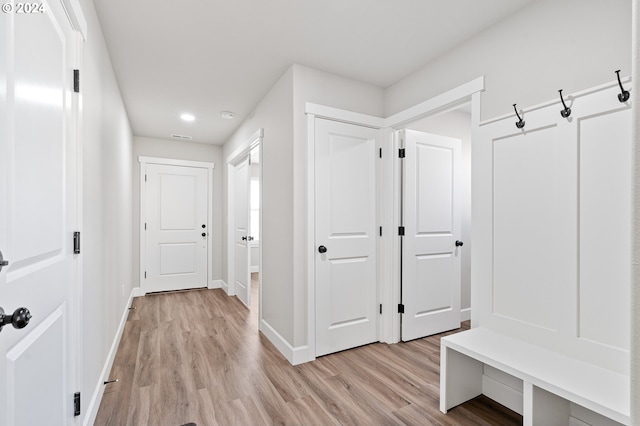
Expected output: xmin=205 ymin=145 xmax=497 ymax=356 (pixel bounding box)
xmin=226 ymin=129 xmax=263 ymax=319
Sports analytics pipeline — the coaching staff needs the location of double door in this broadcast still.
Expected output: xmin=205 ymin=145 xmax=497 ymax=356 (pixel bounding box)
xmin=314 ymin=120 xmax=462 ymax=356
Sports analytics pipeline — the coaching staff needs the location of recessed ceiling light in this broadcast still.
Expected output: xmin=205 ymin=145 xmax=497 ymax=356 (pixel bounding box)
xmin=220 ymin=111 xmax=234 ymax=120
xmin=180 ymin=113 xmax=195 ymax=122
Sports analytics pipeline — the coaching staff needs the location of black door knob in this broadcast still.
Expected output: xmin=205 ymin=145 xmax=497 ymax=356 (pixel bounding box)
xmin=0 ymin=249 xmax=8 ymax=272
xmin=202 ymin=233 xmax=206 ymax=237
xmin=0 ymin=307 xmax=32 ymax=332
xmin=242 ymin=236 xmax=247 ymax=241
xmin=455 ymin=240 xmax=464 ymax=247
xmin=318 ymin=245 xmax=327 ymax=254
xmin=202 ymin=224 xmax=206 ymax=228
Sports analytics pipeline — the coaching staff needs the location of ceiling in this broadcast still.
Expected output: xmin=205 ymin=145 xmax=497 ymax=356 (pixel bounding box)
xmin=93 ymin=0 xmax=536 ymax=145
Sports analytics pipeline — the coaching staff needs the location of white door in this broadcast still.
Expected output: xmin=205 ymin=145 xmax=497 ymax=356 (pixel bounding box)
xmin=401 ymin=129 xmax=461 ymax=341
xmin=0 ymin=1 xmax=79 ymax=424
xmin=144 ymin=164 xmax=208 ymax=293
xmin=315 ymin=119 xmax=379 ymax=356
xmin=233 ymin=156 xmax=251 ymax=307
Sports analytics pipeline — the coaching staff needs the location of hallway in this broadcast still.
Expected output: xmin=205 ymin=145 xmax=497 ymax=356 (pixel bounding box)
xmin=95 ymin=283 xmax=519 ymax=425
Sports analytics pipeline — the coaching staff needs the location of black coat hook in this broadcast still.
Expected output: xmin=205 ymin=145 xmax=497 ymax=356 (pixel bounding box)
xmin=616 ymin=70 xmax=630 ymax=103
xmin=513 ymin=104 xmax=525 ymax=129
xmin=558 ymin=90 xmax=571 ymax=118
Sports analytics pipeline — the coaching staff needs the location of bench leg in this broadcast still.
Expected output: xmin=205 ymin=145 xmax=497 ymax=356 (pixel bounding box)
xmin=440 ymin=346 xmax=483 ymax=413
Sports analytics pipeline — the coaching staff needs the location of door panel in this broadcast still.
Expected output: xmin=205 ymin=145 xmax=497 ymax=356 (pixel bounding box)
xmin=315 ymin=119 xmax=378 ymax=357
xmin=402 ymin=129 xmax=461 ymax=341
xmin=145 ymin=164 xmax=208 ymax=292
xmin=234 ymin=157 xmax=251 ymax=307
xmin=0 ymin=1 xmax=78 ymax=423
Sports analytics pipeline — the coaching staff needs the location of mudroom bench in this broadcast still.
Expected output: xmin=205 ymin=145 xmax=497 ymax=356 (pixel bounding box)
xmin=440 ymin=328 xmax=630 ymax=426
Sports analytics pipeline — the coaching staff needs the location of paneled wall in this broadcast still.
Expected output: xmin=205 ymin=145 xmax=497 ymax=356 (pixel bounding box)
xmin=473 ymin=81 xmax=631 ymax=375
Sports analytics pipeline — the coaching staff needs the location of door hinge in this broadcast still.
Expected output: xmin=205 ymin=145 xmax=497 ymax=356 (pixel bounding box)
xmin=145 ymin=174 xmax=147 ymax=182
xmin=398 ymin=148 xmax=406 ymax=158
xmin=73 ymin=392 xmax=81 ymax=416
xmin=144 ymin=271 xmax=147 ymax=279
xmin=73 ymin=69 xmax=80 ymax=93
xmin=379 ymin=304 xmax=382 ymax=314
xmin=398 ymin=226 xmax=405 ymax=236
xmin=73 ymin=231 xmax=81 ymax=254
xmin=398 ymin=304 xmax=405 ymax=314
xmin=379 ymin=148 xmax=382 ymax=158
xmin=144 ymin=223 xmax=147 ymax=230
xmin=379 ymin=226 xmax=382 ymax=237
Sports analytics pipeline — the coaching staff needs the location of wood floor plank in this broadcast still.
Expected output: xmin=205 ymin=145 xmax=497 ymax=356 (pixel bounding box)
xmin=286 ymin=394 xmax=338 ymax=426
xmin=95 ymin=284 xmax=521 ymax=426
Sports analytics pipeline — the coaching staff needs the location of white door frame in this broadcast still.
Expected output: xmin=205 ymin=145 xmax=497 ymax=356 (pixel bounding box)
xmin=138 ymin=156 xmax=215 ymax=294
xmin=226 ymin=129 xmax=263 ymax=301
xmin=305 ymin=77 xmax=484 ymax=360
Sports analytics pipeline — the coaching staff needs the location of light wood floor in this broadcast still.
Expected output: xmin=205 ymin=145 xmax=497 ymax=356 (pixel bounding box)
xmin=95 ymin=274 xmax=521 ymax=425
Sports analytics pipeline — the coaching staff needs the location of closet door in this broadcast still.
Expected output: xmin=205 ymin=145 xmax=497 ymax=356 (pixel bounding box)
xmin=315 ymin=119 xmax=379 ymax=357
xmin=401 ymin=130 xmax=462 ymax=341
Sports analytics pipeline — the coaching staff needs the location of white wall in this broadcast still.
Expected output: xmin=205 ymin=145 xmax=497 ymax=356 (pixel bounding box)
xmin=132 ymin=136 xmax=223 ymax=285
xmin=406 ymin=109 xmax=472 ymax=314
xmin=80 ymin=0 xmax=133 ymax=420
xmin=385 ymin=0 xmax=632 ymax=121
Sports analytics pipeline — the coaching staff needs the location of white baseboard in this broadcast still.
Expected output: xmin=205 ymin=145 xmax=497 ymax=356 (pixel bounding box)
xmin=219 ymin=280 xmax=229 ymax=294
xmin=259 ymin=319 xmax=313 ymax=365
xmin=83 ymin=289 xmax=135 ymax=426
xmin=250 ymin=266 xmax=260 ymax=273
xmin=209 ymin=279 xmax=224 ymax=290
xmin=461 ymin=307 xmax=471 ymax=322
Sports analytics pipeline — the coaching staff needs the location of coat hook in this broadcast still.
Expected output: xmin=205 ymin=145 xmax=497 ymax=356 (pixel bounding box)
xmin=558 ymin=90 xmax=571 ymax=118
xmin=616 ymin=70 xmax=630 ymax=103
xmin=513 ymin=104 xmax=525 ymax=129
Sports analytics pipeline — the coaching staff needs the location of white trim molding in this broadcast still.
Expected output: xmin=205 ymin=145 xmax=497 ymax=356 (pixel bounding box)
xmin=461 ymin=308 xmax=471 ymax=322
xmin=259 ymin=319 xmax=313 ymax=365
xmin=83 ymin=288 xmax=136 ymax=426
xmin=209 ymin=279 xmax=225 ymax=290
xmin=61 ymin=0 xmax=87 ymax=40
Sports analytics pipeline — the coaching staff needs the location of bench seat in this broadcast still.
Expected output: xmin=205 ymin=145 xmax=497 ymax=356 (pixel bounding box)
xmin=440 ymin=327 xmax=630 ymax=425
